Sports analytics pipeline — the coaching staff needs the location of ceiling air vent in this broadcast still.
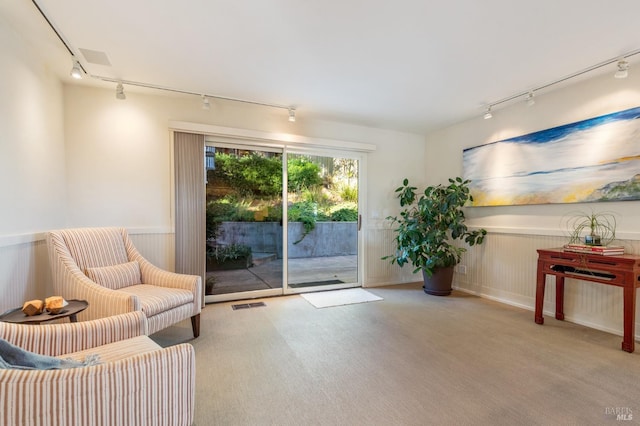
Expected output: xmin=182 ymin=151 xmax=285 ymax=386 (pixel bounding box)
xmin=79 ymin=48 xmax=111 ymax=66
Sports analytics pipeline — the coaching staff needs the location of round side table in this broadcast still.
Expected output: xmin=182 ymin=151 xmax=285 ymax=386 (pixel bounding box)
xmin=0 ymin=299 xmax=89 ymax=324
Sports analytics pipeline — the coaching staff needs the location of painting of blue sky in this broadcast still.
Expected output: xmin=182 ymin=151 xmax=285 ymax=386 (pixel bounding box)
xmin=463 ymin=106 xmax=640 ymax=206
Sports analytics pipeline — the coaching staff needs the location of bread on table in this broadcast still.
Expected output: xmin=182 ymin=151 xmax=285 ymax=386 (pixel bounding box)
xmin=22 ymin=299 xmax=44 ymax=316
xmin=45 ymin=296 xmax=66 ymax=314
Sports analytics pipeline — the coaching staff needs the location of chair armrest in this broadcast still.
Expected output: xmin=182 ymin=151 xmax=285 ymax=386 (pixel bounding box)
xmin=123 ymin=232 xmax=202 ymax=314
xmin=0 ymin=343 xmax=195 ymax=426
xmin=137 ymin=257 xmax=200 ymax=290
xmin=135 ymin=257 xmax=202 ymax=314
xmin=0 ymin=312 xmax=148 ymax=356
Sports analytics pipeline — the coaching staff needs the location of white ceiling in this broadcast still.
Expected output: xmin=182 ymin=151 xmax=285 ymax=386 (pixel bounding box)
xmin=8 ymin=1 xmax=640 ymax=134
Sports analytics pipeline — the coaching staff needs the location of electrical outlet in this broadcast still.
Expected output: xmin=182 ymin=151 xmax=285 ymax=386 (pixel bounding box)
xmin=457 ymin=265 xmax=467 ymax=274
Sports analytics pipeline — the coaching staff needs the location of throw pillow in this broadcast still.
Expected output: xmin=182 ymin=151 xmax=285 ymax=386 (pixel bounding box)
xmin=85 ymin=260 xmax=142 ymax=290
xmin=0 ymin=338 xmax=101 ymax=370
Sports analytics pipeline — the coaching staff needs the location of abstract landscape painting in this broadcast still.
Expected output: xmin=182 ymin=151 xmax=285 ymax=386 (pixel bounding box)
xmin=463 ymin=106 xmax=640 ymax=206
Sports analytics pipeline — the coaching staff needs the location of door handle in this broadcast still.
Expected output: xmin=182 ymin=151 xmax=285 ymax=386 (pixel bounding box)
xmin=358 ymin=214 xmax=362 ymax=231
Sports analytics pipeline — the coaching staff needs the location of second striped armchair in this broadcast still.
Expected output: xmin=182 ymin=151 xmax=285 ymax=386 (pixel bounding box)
xmin=0 ymin=311 xmax=195 ymax=426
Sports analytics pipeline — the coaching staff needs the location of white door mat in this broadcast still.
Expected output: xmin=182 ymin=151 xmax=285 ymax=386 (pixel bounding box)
xmin=300 ymin=288 xmax=383 ymax=308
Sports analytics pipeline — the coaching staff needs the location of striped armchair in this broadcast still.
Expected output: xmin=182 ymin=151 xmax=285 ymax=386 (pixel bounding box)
xmin=47 ymin=227 xmax=202 ymax=337
xmin=0 ymin=311 xmax=195 ymax=426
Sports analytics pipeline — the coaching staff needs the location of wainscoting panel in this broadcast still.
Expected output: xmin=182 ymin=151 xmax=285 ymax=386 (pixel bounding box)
xmin=365 ymin=227 xmax=419 ymax=286
xmin=0 ymin=239 xmax=51 ymax=313
xmin=129 ymin=232 xmax=175 ymax=271
xmin=455 ymin=232 xmax=640 ymax=340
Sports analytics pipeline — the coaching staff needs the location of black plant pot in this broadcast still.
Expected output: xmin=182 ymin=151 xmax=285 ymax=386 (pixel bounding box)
xmin=422 ymin=266 xmax=455 ymax=296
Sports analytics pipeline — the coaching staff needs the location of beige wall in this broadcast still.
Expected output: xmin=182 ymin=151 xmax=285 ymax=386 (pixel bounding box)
xmin=425 ymin=70 xmax=640 ymax=338
xmin=0 ymin=8 xmax=67 ymax=310
xmin=0 ymin=10 xmax=67 ymax=236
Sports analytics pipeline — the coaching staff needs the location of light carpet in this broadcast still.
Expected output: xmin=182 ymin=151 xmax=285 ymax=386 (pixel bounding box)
xmin=300 ymin=287 xmax=383 ymax=308
xmin=151 ymin=283 xmax=640 ymax=425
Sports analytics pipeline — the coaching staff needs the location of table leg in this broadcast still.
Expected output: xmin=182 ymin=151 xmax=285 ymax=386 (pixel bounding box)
xmin=555 ymin=276 xmax=565 ymax=321
xmin=621 ymin=285 xmax=636 ymax=353
xmin=535 ymin=263 xmax=545 ymax=325
xmin=69 ymin=313 xmax=78 ymax=323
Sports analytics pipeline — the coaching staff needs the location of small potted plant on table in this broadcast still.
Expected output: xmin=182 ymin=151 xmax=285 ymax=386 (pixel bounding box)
xmin=565 ymin=211 xmax=617 ymax=246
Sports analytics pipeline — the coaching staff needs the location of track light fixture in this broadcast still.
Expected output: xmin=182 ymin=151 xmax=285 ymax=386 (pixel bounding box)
xmin=115 ymin=82 xmax=126 ymax=100
xmin=70 ymin=58 xmax=83 ymax=79
xmin=481 ymin=49 xmax=639 ymax=114
xmin=526 ymin=91 xmax=535 ymax=106
xmin=97 ymin=76 xmax=296 ymax=120
xmin=202 ymin=95 xmax=211 ymax=110
xmin=483 ymin=106 xmax=493 ymax=120
xmin=615 ymin=59 xmax=629 ymax=79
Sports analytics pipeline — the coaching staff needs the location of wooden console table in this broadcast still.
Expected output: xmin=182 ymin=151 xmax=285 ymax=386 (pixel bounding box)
xmin=535 ymin=248 xmax=640 ymax=353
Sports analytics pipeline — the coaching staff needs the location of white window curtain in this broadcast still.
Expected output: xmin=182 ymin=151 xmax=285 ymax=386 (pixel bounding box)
xmin=173 ymin=131 xmax=205 ymax=303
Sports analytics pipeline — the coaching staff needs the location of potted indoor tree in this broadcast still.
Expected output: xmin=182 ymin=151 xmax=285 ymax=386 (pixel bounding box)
xmin=384 ymin=177 xmax=486 ymax=296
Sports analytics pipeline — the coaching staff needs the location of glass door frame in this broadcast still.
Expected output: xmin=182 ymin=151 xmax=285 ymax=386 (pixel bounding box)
xmin=282 ymin=146 xmax=364 ymax=296
xmin=203 ymin=139 xmax=367 ymax=304
xmin=204 ymin=141 xmax=285 ymax=304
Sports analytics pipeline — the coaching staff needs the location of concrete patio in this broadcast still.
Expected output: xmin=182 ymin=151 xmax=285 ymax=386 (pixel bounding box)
xmin=207 ymin=254 xmax=357 ymax=295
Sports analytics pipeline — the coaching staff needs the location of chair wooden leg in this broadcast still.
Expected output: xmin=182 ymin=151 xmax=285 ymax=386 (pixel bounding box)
xmin=191 ymin=314 xmax=200 ymax=338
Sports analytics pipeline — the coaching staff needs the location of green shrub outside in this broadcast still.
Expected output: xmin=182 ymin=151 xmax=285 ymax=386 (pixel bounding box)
xmin=207 ymin=243 xmax=252 ymax=262
xmin=208 ymin=199 xmax=357 ymax=224
xmin=211 ymin=153 xmax=282 ymax=197
xmin=287 ymin=158 xmax=323 ymax=192
xmin=338 ymin=184 xmax=358 ymax=202
xmin=329 ymin=205 xmax=358 ymax=221
xmin=211 ymin=153 xmax=324 ymax=198
xmin=206 ymin=199 xmax=254 ymax=222
xmin=207 ymin=152 xmax=358 ymax=244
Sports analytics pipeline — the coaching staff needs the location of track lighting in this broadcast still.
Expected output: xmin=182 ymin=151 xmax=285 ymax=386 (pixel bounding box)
xmin=526 ymin=91 xmax=535 ymax=106
xmin=70 ymin=59 xmax=83 ymax=79
xmin=34 ymin=2 xmax=299 ymax=120
xmin=483 ymin=106 xmax=493 ymax=120
xmin=482 ymin=49 xmax=639 ymax=113
xmin=202 ymin=95 xmax=211 ymax=110
xmin=615 ymin=59 xmax=629 ymax=78
xmin=97 ymin=76 xmax=298 ymax=119
xmin=115 ymin=82 xmax=126 ymax=100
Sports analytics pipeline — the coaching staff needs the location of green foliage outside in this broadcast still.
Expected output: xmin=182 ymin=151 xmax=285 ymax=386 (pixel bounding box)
xmin=206 ymin=198 xmax=357 ymax=224
xmin=207 ymin=243 xmax=252 ymax=262
xmin=207 ymin=198 xmax=258 ymax=223
xmin=210 ymin=154 xmax=326 ymax=198
xmin=329 ymin=203 xmax=358 ymax=221
xmin=338 ymin=184 xmax=358 ymax=202
xmin=288 ymin=201 xmax=323 ymax=244
xmin=287 ymin=158 xmax=323 ymax=192
xmin=207 ymin=150 xmax=359 ymax=245
xmin=211 ymin=153 xmax=282 ymax=197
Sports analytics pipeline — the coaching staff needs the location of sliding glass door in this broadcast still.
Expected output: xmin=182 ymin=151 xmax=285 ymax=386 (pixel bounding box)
xmin=285 ymin=152 xmax=359 ymax=293
xmin=204 ymin=143 xmax=361 ymax=302
xmin=204 ymin=144 xmax=284 ymax=300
